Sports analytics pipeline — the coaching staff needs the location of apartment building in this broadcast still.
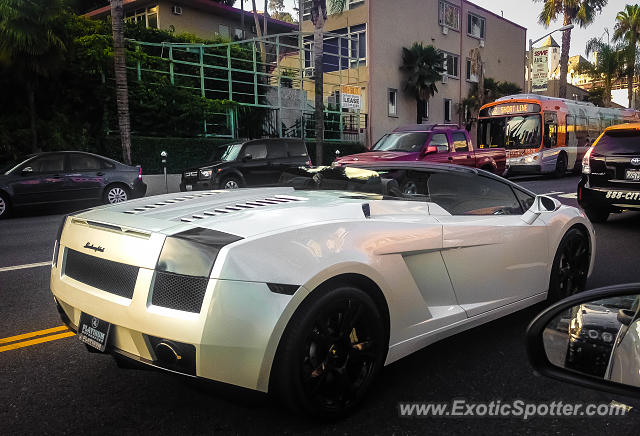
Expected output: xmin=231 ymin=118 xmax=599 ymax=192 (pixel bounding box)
xmin=85 ymin=0 xmax=296 ymax=41
xmin=302 ymin=0 xmax=526 ymax=145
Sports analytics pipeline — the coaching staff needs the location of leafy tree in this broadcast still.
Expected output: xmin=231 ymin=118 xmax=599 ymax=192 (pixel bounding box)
xmin=613 ymin=4 xmax=640 ymax=108
xmin=310 ymin=0 xmax=346 ymax=165
xmin=535 ymin=0 xmax=607 ymax=98
xmin=400 ymin=43 xmax=445 ymax=124
xmin=461 ymin=78 xmax=522 ymax=130
xmin=581 ymin=37 xmax=624 ymax=107
xmin=583 ymin=86 xmax=606 ymax=106
xmin=0 ymin=0 xmax=68 ymax=153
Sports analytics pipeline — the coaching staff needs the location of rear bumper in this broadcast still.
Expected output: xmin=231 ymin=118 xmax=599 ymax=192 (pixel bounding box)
xmin=132 ymin=181 xmax=147 ymax=198
xmin=50 ymin=244 xmax=297 ymax=392
xmin=578 ymin=178 xmax=640 ymax=211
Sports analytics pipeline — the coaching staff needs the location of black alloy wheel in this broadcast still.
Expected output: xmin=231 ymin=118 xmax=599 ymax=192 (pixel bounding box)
xmin=548 ymin=228 xmax=590 ymax=302
xmin=273 ymin=286 xmax=386 ymax=418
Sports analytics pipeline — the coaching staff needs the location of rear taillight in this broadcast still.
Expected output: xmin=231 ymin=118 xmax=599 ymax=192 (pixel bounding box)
xmin=138 ymin=166 xmax=142 ymax=181
xmin=582 ymin=146 xmax=595 ymax=174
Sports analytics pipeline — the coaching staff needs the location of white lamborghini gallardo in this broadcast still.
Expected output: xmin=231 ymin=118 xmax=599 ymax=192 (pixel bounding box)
xmin=50 ymin=163 xmax=595 ymax=417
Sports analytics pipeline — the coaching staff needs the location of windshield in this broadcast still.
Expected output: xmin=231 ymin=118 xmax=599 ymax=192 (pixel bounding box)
xmin=372 ymin=133 xmax=429 ymax=152
xmin=208 ymin=143 xmax=243 ymax=162
xmin=478 ymin=115 xmax=542 ymax=149
xmin=596 ymin=130 xmax=640 ymax=154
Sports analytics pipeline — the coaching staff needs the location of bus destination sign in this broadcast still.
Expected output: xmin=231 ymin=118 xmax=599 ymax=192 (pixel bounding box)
xmin=488 ymin=103 xmax=540 ymax=116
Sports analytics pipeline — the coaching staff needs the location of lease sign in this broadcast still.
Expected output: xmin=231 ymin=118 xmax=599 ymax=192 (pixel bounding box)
xmin=341 ymin=85 xmax=362 ymax=109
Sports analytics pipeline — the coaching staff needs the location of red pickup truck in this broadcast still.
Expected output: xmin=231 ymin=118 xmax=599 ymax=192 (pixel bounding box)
xmin=335 ymin=124 xmax=507 ymax=175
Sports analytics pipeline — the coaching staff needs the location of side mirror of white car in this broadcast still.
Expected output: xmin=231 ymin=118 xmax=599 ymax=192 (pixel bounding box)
xmin=526 ymin=283 xmax=640 ymax=399
xmin=521 ymin=195 xmax=562 ymax=225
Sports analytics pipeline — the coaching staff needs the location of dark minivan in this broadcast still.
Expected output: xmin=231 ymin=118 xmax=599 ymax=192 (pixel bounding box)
xmin=180 ymin=138 xmax=311 ymax=191
xmin=579 ymin=123 xmax=640 ymax=222
xmin=0 ymin=151 xmax=146 ymax=219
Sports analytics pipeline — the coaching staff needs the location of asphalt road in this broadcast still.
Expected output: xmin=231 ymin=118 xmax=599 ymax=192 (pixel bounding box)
xmin=2 ymin=176 xmax=640 ymax=435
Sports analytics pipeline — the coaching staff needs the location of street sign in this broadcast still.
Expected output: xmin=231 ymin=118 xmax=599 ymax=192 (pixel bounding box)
xmin=532 ymin=48 xmax=549 ymax=92
xmin=341 ymin=85 xmax=361 ymax=110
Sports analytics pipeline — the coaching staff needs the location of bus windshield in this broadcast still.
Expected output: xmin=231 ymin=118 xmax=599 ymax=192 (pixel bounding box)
xmin=478 ymin=114 xmax=542 ymax=149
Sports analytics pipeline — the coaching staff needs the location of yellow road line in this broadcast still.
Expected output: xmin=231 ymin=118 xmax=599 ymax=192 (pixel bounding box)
xmin=0 ymin=325 xmax=69 ymax=344
xmin=0 ymin=331 xmax=75 ymax=353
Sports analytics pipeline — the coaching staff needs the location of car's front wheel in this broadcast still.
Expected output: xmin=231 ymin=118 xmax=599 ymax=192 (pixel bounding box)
xmin=104 ymin=184 xmax=130 ymax=204
xmin=0 ymin=192 xmax=9 ymax=219
xmin=273 ymin=285 xmax=387 ymax=418
xmin=548 ymin=228 xmax=590 ymax=302
xmin=221 ymin=176 xmax=241 ymax=189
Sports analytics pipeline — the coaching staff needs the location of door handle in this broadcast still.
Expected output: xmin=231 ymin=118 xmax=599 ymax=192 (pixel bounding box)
xmin=64 ymin=174 xmax=81 ymax=177
xmin=448 ymin=156 xmax=453 ymax=160
xmin=467 ymin=155 xmax=472 ymax=159
xmin=96 ymin=172 xmax=105 ymax=176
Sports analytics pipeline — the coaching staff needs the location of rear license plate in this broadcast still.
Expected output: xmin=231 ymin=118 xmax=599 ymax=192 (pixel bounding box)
xmin=185 ymin=184 xmax=193 ymax=191
xmin=78 ymin=313 xmax=112 ymax=352
xmin=626 ymin=169 xmax=640 ymax=181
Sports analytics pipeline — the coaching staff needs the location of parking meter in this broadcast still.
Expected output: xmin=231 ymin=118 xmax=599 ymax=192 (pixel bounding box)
xmin=161 ymin=151 xmax=168 ymax=194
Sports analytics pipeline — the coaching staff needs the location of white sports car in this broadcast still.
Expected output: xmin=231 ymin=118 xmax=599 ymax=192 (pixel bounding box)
xmin=50 ymin=163 xmax=595 ymax=417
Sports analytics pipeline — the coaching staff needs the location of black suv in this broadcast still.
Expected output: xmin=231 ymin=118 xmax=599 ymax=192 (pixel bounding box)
xmin=579 ymin=123 xmax=640 ymax=222
xmin=180 ymin=138 xmax=310 ymax=191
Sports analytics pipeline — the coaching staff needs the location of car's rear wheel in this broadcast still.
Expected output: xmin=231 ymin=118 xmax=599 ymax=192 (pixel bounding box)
xmin=104 ymin=184 xmax=129 ymax=204
xmin=583 ymin=207 xmax=610 ymax=223
xmin=548 ymin=228 xmax=590 ymax=302
xmin=553 ymin=152 xmax=568 ymax=178
xmin=0 ymin=192 xmax=9 ymax=219
xmin=221 ymin=176 xmax=241 ymax=189
xmin=273 ymin=285 xmax=386 ymax=418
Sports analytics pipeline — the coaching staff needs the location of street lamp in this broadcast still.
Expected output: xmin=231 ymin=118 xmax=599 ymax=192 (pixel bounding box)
xmin=527 ymin=24 xmax=574 ymax=94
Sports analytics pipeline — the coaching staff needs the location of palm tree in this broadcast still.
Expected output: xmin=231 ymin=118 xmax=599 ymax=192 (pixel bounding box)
xmin=583 ymin=37 xmax=624 ymax=107
xmin=536 ymin=0 xmax=607 ymax=98
xmin=310 ymin=0 xmax=346 ymax=165
xmin=400 ymin=43 xmax=445 ymax=124
xmin=613 ymin=4 xmax=640 ymax=108
xmin=0 ymin=0 xmax=67 ymax=153
xmin=110 ymin=0 xmax=132 ymax=165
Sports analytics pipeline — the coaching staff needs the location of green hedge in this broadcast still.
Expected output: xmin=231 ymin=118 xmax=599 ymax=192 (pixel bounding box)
xmin=98 ymin=136 xmax=236 ymax=174
xmin=98 ymin=136 xmax=367 ymax=173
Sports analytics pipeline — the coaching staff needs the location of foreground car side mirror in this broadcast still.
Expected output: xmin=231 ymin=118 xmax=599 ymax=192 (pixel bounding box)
xmin=526 ymin=283 xmax=640 ymax=399
xmin=242 ymin=153 xmax=253 ymax=162
xmin=521 ymin=195 xmax=561 ymax=224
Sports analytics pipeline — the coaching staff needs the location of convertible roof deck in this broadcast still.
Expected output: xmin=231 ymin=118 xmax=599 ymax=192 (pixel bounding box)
xmin=177 ymin=195 xmax=307 ymax=222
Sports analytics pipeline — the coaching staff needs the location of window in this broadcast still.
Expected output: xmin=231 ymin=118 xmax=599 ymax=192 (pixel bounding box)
xmin=349 ymin=24 xmax=366 ymax=67
xmin=388 ymin=89 xmax=397 ymax=117
xmin=267 ymin=143 xmax=287 ymax=159
xmin=421 ymin=100 xmax=429 ymax=120
xmin=70 ymin=154 xmax=101 ymax=171
xmin=467 ymin=13 xmax=485 ymax=39
xmin=429 ymin=133 xmax=450 ymax=153
xmin=219 ymin=24 xmax=230 ymax=38
xmin=373 ymin=133 xmax=430 ymax=152
xmin=443 ymin=52 xmax=459 ymax=78
xmin=26 ymin=154 xmax=65 ymax=173
xmin=544 ymin=112 xmax=558 ymax=148
xmin=452 ymin=132 xmax=469 ymax=152
xmin=427 ymin=173 xmax=524 ymax=216
xmin=124 ymin=5 xmax=158 ymax=29
xmin=465 ymin=58 xmax=479 ymax=82
xmin=444 ymin=99 xmax=452 ymax=122
xmin=347 ymin=0 xmax=365 ymax=9
xmin=287 ymin=141 xmax=309 ymax=157
xmin=514 ymin=189 xmax=535 ymax=211
xmin=439 ymin=1 xmax=460 ymax=31
xmin=244 ymin=143 xmax=268 ymax=159
xmin=234 ymin=28 xmax=244 ymax=40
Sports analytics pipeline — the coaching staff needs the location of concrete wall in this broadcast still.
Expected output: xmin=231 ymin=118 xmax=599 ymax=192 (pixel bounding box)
xmin=369 ymin=0 xmax=526 ymax=145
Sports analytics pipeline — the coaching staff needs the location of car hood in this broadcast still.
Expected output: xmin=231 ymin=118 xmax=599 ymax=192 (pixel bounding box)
xmin=184 ymin=161 xmax=227 ymax=172
xmin=336 ymin=151 xmax=419 ymax=163
xmin=71 ymin=187 xmax=384 ymax=238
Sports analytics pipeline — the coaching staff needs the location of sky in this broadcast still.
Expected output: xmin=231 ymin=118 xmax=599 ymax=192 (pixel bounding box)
xmin=242 ymin=0 xmax=631 ymax=60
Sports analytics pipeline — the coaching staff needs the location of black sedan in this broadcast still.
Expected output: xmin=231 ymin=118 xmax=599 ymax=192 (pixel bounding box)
xmin=0 ymin=151 xmax=146 ymax=219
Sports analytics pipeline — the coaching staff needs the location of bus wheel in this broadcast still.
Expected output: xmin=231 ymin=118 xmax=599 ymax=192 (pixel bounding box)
xmin=553 ymin=152 xmax=568 ymax=178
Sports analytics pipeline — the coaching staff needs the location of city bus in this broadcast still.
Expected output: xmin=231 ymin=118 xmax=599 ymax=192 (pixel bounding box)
xmin=477 ymin=94 xmax=640 ymax=177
